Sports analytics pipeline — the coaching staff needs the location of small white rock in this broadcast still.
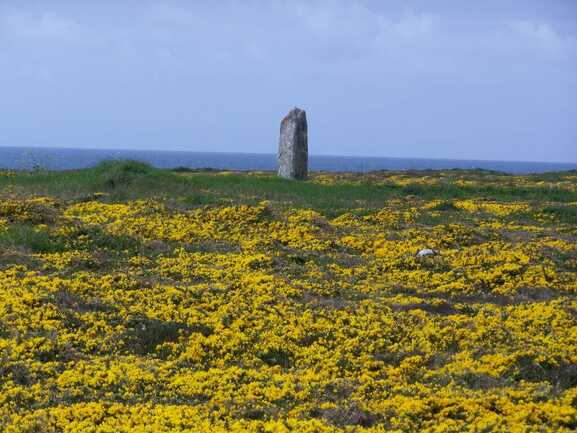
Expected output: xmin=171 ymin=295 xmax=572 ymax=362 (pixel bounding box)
xmin=416 ymin=248 xmax=438 ymax=257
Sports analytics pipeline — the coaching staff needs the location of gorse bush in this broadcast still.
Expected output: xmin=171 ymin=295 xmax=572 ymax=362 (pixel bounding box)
xmin=0 ymin=165 xmax=577 ymax=432
xmin=0 ymin=197 xmax=57 ymax=224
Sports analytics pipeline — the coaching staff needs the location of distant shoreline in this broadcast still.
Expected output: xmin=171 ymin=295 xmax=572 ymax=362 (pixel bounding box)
xmin=1 ymin=146 xmax=576 ymax=174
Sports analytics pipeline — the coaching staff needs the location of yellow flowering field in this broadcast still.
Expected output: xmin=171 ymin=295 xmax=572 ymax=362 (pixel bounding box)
xmin=1 ymin=163 xmax=577 ymax=432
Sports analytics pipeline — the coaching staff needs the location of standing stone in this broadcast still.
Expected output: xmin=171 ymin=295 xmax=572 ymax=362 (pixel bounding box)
xmin=277 ymin=107 xmax=308 ymax=180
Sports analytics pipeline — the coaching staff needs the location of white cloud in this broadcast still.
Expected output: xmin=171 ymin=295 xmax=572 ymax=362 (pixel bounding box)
xmin=134 ymin=1 xmax=440 ymax=62
xmin=387 ymin=11 xmax=437 ymax=40
xmin=0 ymin=11 xmax=80 ymax=41
xmin=292 ymin=1 xmax=381 ymax=40
xmin=1 ymin=1 xmax=573 ymax=73
xmin=505 ymin=19 xmax=577 ymax=57
xmin=290 ymin=1 xmax=438 ymax=58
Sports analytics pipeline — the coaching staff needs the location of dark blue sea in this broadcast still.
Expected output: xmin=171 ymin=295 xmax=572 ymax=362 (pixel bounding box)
xmin=1 ymin=146 xmax=575 ymax=174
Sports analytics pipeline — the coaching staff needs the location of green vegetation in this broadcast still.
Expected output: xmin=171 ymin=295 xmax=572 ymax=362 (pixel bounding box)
xmin=1 ymin=161 xmax=577 ymax=432
xmin=0 ymin=160 xmax=189 ymax=202
xmin=1 ymin=160 xmax=576 ymax=217
xmin=0 ymin=224 xmax=62 ymax=253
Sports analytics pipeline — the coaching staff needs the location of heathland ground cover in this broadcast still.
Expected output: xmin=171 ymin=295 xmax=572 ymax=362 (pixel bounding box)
xmin=0 ymin=161 xmax=576 ymax=432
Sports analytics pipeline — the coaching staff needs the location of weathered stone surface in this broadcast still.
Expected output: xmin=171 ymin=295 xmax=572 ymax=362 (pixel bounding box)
xmin=277 ymin=107 xmax=308 ymax=180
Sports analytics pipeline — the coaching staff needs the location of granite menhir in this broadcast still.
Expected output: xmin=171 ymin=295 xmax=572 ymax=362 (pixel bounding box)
xmin=277 ymin=107 xmax=308 ymax=180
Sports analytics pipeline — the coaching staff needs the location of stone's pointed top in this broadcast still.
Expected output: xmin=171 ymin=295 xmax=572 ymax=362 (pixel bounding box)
xmin=284 ymin=107 xmax=306 ymax=122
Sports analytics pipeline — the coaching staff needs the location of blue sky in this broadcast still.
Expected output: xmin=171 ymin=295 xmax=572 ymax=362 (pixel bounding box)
xmin=1 ymin=0 xmax=576 ymax=162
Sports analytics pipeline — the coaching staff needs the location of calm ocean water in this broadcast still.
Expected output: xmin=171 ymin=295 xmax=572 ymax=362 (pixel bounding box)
xmin=1 ymin=146 xmax=575 ymax=174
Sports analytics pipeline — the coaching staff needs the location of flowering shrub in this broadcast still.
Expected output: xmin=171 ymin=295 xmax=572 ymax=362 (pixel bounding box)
xmin=1 ymin=171 xmax=577 ymax=432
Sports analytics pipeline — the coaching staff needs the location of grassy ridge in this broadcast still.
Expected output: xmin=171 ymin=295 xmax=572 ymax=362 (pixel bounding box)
xmin=1 ymin=160 xmax=576 ymax=214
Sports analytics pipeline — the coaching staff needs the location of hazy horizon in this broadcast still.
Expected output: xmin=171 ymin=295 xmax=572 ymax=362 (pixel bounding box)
xmin=1 ymin=144 xmax=576 ymax=165
xmin=1 ymin=1 xmax=576 ymax=163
